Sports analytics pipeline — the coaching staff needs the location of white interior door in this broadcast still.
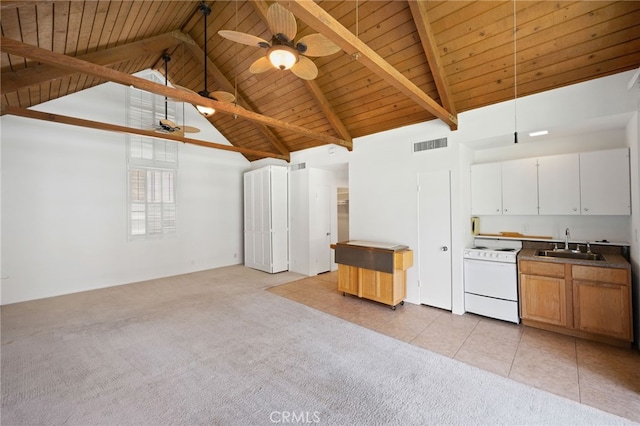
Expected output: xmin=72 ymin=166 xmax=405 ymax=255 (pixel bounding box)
xmin=310 ymin=182 xmax=331 ymax=275
xmin=418 ymin=170 xmax=452 ymax=310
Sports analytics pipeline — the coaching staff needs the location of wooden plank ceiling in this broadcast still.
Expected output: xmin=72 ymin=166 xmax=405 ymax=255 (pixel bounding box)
xmin=2 ymin=1 xmax=639 ymax=161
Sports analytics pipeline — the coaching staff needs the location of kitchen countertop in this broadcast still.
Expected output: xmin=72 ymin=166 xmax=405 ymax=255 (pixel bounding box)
xmin=518 ymin=248 xmax=630 ymax=269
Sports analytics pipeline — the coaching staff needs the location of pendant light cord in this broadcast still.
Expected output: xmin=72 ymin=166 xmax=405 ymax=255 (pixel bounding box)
xmin=513 ymin=0 xmax=518 ymax=142
xmin=352 ymin=0 xmax=360 ymax=60
xmin=164 ymin=54 xmax=169 ymax=120
xmin=355 ymin=0 xmax=359 ymax=39
xmin=200 ymin=3 xmax=211 ymax=97
xmin=234 ymin=0 xmax=238 ymax=107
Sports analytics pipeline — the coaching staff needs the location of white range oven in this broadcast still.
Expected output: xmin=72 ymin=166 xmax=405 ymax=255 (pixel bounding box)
xmin=463 ymin=239 xmax=522 ymax=323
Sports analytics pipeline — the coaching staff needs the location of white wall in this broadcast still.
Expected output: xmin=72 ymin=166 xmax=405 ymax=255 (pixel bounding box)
xmin=1 ymin=75 xmax=249 ymax=305
xmin=4 ymin=67 xmax=637 ymax=316
xmin=628 ymin=112 xmax=640 ymax=346
xmin=337 ymin=70 xmax=639 ymax=315
xmin=350 ymin=119 xmax=458 ymax=307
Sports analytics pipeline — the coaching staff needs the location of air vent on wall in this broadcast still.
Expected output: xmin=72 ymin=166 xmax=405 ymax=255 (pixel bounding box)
xmin=290 ymin=162 xmax=306 ymax=171
xmin=413 ymin=137 xmax=448 ymax=152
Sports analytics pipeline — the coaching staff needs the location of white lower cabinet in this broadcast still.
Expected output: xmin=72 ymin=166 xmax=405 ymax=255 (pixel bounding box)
xmin=244 ymin=165 xmax=288 ymax=273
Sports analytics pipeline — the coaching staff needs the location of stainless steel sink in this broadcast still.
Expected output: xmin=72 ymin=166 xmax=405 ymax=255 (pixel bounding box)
xmin=535 ymin=249 xmax=604 ymax=261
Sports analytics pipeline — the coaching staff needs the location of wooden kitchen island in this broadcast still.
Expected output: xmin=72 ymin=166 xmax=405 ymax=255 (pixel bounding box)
xmin=334 ymin=241 xmax=413 ymax=309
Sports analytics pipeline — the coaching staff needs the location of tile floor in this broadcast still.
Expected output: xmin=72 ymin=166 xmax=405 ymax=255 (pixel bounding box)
xmin=268 ymin=272 xmax=640 ymax=422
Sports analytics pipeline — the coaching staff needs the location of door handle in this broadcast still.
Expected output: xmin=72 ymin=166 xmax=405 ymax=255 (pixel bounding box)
xmin=440 ymin=246 xmax=448 ymax=251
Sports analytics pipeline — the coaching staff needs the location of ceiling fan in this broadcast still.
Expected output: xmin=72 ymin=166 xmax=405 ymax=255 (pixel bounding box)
xmin=153 ymin=53 xmax=200 ymax=136
xmin=218 ymin=3 xmax=341 ymax=80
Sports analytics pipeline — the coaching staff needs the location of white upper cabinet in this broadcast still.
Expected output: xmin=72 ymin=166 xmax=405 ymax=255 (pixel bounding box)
xmin=579 ymin=148 xmax=631 ymax=215
xmin=501 ymin=157 xmax=539 ymax=215
xmin=470 ymin=162 xmax=502 ymax=215
xmin=538 ymin=153 xmax=581 ymax=215
xmin=471 ymin=148 xmax=631 ymax=216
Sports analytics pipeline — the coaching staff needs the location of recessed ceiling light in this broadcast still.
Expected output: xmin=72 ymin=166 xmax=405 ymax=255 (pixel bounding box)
xmin=529 ymin=130 xmax=549 ymax=137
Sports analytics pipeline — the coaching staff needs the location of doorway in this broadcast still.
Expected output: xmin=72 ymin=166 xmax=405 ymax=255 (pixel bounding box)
xmin=337 ymin=187 xmax=349 ymax=242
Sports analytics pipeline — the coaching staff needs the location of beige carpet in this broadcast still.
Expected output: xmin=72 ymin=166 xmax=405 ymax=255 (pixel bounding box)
xmin=1 ymin=265 xmax=633 ymax=425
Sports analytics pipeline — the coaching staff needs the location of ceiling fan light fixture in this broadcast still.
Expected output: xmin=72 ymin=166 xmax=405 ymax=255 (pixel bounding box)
xmin=268 ymin=45 xmax=298 ymax=70
xmin=197 ymin=104 xmax=215 ymax=117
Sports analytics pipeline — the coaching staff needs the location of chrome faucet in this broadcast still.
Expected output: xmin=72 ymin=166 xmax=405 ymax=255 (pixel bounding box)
xmin=564 ymin=228 xmax=570 ymax=250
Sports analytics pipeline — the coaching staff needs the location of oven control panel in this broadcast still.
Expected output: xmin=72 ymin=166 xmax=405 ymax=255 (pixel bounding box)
xmin=463 ymin=248 xmax=519 ymax=263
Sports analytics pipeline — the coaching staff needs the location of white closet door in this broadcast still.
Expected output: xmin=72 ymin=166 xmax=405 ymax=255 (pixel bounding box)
xmin=270 ymin=166 xmax=289 ymax=273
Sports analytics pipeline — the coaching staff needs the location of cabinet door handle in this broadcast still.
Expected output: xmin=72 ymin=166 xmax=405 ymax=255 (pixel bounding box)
xmin=440 ymin=246 xmax=448 ymax=251
xmin=573 ymin=208 xmax=578 ymax=211
xmin=584 ymin=207 xmax=589 ymax=212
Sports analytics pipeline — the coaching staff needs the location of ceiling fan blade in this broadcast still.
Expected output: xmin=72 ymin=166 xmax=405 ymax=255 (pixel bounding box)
xmin=290 ymin=56 xmax=318 ymax=80
xmin=178 ymin=125 xmax=200 ymax=134
xmin=209 ymin=91 xmax=236 ymax=103
xmin=250 ymin=56 xmax=274 ymax=74
xmin=218 ymin=30 xmax=270 ymax=48
xmin=172 ymin=84 xmax=198 ymax=99
xmin=297 ymin=34 xmax=341 ymax=57
xmin=267 ymin=3 xmax=297 ymax=41
xmin=174 ymin=84 xmax=194 ymax=92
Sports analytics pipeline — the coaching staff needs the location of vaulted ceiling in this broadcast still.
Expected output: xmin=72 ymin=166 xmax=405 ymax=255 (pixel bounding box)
xmin=2 ymin=1 xmax=639 ymax=161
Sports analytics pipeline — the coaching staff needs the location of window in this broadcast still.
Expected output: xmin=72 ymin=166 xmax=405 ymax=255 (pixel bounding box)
xmin=126 ymin=73 xmax=178 ymax=239
xmin=128 ymin=167 xmax=176 ymax=238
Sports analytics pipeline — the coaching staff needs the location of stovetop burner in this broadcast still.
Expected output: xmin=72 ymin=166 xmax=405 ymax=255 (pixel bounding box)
xmin=472 ymin=246 xmax=488 ymax=249
xmin=494 ymin=248 xmax=516 ymax=252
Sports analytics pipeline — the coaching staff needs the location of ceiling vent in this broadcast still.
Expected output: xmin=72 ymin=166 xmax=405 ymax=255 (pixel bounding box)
xmin=290 ymin=162 xmax=306 ymax=171
xmin=413 ymin=137 xmax=448 ymax=153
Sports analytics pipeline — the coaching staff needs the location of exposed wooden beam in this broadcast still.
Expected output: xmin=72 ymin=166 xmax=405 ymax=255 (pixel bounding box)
xmin=1 ymin=31 xmax=192 ymax=95
xmin=1 ymin=105 xmax=287 ymax=160
xmin=304 ymin=80 xmax=353 ymax=145
xmin=251 ymin=0 xmax=353 ymax=148
xmin=408 ymin=0 xmax=457 ymax=130
xmin=276 ymin=0 xmax=458 ymax=130
xmin=0 ymin=36 xmax=351 ymax=150
xmin=180 ymin=36 xmax=296 ymax=157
